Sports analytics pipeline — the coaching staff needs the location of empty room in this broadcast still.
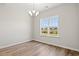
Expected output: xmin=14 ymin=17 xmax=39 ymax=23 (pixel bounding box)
xmin=0 ymin=3 xmax=79 ymax=56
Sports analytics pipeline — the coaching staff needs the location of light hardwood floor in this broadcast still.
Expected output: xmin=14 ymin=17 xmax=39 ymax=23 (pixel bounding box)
xmin=0 ymin=40 xmax=79 ymax=56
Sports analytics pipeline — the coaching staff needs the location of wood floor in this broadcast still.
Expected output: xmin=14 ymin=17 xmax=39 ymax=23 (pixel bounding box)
xmin=0 ymin=40 xmax=79 ymax=56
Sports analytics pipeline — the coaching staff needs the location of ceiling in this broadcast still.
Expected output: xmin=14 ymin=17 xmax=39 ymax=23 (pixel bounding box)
xmin=0 ymin=3 xmax=62 ymax=12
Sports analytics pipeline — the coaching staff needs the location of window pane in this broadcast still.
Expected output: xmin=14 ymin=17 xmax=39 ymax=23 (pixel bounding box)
xmin=40 ymin=18 xmax=49 ymax=28
xmin=49 ymin=16 xmax=59 ymax=27
xmin=49 ymin=16 xmax=59 ymax=37
xmin=40 ymin=18 xmax=49 ymax=35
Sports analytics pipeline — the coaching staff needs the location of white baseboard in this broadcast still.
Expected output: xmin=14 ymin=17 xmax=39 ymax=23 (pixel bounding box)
xmin=33 ymin=39 xmax=79 ymax=52
xmin=0 ymin=39 xmax=32 ymax=49
xmin=0 ymin=39 xmax=79 ymax=52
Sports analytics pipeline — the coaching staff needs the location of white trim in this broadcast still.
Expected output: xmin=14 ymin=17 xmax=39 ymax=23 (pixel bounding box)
xmin=0 ymin=39 xmax=79 ymax=52
xmin=0 ymin=40 xmax=31 ymax=49
xmin=33 ymin=39 xmax=79 ymax=52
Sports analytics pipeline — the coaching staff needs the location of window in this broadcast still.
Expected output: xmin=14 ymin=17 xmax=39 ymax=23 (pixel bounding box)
xmin=40 ymin=16 xmax=59 ymax=37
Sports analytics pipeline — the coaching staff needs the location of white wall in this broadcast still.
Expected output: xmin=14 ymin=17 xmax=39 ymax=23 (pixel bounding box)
xmin=0 ymin=4 xmax=32 ymax=48
xmin=33 ymin=4 xmax=79 ymax=51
